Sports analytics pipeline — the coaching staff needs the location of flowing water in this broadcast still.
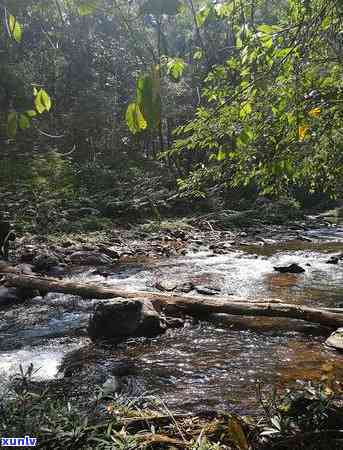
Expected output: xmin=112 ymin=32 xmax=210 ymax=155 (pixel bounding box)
xmin=1 ymin=228 xmax=343 ymax=414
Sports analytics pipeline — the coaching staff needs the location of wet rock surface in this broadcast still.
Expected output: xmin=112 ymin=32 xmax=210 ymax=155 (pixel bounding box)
xmin=88 ymin=299 xmax=166 ymax=341
xmin=274 ymin=263 xmax=306 ymax=274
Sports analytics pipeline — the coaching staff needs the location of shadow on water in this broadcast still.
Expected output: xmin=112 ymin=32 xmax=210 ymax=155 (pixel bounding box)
xmin=1 ymin=227 xmax=343 ymax=414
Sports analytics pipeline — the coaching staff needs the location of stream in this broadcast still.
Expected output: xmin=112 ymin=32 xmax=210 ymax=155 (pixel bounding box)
xmin=1 ymin=228 xmax=343 ymax=414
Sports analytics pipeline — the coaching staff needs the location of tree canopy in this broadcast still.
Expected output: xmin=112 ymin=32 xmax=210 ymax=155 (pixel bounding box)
xmin=1 ymin=0 xmax=342 ymax=207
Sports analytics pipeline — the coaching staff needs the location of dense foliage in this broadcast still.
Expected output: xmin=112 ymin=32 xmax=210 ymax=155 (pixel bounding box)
xmin=1 ymin=0 xmax=342 ymax=226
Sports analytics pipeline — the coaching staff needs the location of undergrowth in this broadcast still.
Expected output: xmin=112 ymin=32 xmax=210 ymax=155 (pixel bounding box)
xmin=1 ymin=365 xmax=343 ymax=449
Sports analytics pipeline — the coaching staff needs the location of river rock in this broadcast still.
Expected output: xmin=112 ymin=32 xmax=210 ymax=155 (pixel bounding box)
xmin=88 ymin=299 xmax=166 ymax=341
xmin=70 ymin=251 xmax=113 ymax=265
xmin=195 ymin=285 xmax=221 ymax=295
xmin=326 ymin=256 xmax=339 ymax=265
xmin=274 ymin=263 xmax=305 ymax=274
xmin=154 ymin=281 xmax=177 ymax=292
xmin=326 ymin=328 xmax=343 ymax=350
xmin=177 ymin=281 xmax=195 ymax=293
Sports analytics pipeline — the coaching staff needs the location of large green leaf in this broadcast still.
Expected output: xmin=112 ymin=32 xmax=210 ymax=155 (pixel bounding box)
xmin=141 ymin=0 xmax=181 ymax=16
xmin=167 ymin=58 xmax=186 ymax=82
xmin=7 ymin=112 xmax=18 ymax=138
xmin=126 ymin=102 xmax=147 ymax=134
xmin=35 ymin=89 xmax=52 ymax=114
xmin=8 ymin=15 xmax=22 ymax=43
xmin=136 ymin=73 xmax=161 ymax=129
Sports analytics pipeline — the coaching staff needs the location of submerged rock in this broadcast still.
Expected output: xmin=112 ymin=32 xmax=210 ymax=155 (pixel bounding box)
xmin=326 ymin=328 xmax=343 ymax=350
xmin=274 ymin=263 xmax=305 ymax=274
xmin=88 ymin=299 xmax=166 ymax=341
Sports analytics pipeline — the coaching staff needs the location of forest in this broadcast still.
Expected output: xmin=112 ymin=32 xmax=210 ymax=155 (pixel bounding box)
xmin=0 ymin=0 xmax=343 ymax=449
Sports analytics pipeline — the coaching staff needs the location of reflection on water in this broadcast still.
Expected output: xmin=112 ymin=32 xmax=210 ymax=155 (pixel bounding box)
xmin=1 ymin=228 xmax=343 ymax=413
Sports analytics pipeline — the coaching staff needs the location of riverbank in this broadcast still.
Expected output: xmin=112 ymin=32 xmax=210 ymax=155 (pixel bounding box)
xmin=2 ymin=371 xmax=343 ymax=449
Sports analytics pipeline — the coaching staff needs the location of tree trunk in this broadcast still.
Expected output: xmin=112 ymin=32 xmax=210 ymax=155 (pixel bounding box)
xmin=2 ymin=272 xmax=343 ymax=328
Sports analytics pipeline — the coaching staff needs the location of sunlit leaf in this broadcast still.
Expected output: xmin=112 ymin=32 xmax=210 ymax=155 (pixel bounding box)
xmin=8 ymin=15 xmax=22 ymax=43
xmin=299 ymin=125 xmax=310 ymax=142
xmin=240 ymin=102 xmax=252 ymax=119
xmin=26 ymin=110 xmax=37 ymax=118
xmin=126 ymin=102 xmax=147 ymax=134
xmin=257 ymin=24 xmax=281 ymax=34
xmin=35 ymin=89 xmax=52 ymax=114
xmin=136 ymin=72 xmax=161 ymax=129
xmin=216 ymin=149 xmax=226 ymax=161
xmin=215 ymin=3 xmax=234 ymax=18
xmin=196 ymin=6 xmax=211 ymax=26
xmin=308 ymin=107 xmax=321 ymax=118
xmin=167 ymin=58 xmax=186 ymax=82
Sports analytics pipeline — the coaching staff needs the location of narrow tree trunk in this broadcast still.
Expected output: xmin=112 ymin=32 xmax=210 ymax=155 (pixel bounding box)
xmin=2 ymin=272 xmax=343 ymax=328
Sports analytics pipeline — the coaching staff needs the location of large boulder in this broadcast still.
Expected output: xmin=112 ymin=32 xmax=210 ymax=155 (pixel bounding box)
xmin=88 ymin=299 xmax=166 ymax=341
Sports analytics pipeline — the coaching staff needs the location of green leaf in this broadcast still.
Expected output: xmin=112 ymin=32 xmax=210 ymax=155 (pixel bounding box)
xmin=35 ymin=89 xmax=52 ymax=114
xmin=8 ymin=15 xmax=22 ymax=43
xmin=7 ymin=112 xmax=18 ymax=138
xmin=240 ymin=102 xmax=252 ymax=119
xmin=167 ymin=58 xmax=186 ymax=82
xmin=215 ymin=3 xmax=234 ymax=18
xmin=26 ymin=110 xmax=37 ymax=118
xmin=136 ymin=73 xmax=161 ymax=129
xmin=196 ymin=6 xmax=211 ymax=27
xmin=257 ymin=24 xmax=280 ymax=34
xmin=216 ymin=149 xmax=226 ymax=161
xmin=126 ymin=102 xmax=147 ymax=134
xmin=40 ymin=89 xmax=52 ymax=111
xmin=193 ymin=50 xmax=203 ymax=60
xmin=19 ymin=114 xmax=30 ymax=130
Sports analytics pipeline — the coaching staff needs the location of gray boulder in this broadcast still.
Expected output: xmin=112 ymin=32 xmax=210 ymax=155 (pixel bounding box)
xmin=88 ymin=299 xmax=166 ymax=341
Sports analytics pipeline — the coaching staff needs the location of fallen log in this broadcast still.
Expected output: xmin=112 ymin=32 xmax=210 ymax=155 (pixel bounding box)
xmin=2 ymin=272 xmax=343 ymax=328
